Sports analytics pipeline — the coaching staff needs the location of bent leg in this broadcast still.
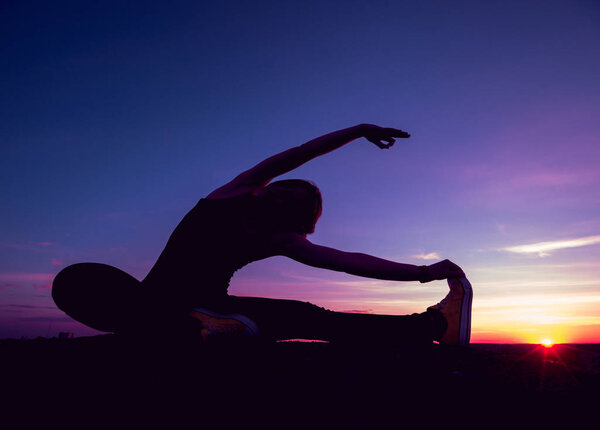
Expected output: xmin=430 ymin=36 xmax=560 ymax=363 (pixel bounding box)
xmin=223 ymin=296 xmax=445 ymax=345
xmin=52 ymin=263 xmax=445 ymax=344
xmin=52 ymin=263 xmax=141 ymax=332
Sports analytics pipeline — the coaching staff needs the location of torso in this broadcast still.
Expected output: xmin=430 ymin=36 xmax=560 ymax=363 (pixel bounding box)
xmin=141 ymin=194 xmax=284 ymax=307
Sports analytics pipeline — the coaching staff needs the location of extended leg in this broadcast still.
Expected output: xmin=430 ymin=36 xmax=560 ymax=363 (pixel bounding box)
xmin=210 ymin=296 xmax=446 ymax=346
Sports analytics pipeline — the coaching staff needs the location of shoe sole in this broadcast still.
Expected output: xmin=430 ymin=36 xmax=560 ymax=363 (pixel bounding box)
xmin=448 ymin=277 xmax=473 ymax=345
xmin=189 ymin=307 xmax=260 ymax=339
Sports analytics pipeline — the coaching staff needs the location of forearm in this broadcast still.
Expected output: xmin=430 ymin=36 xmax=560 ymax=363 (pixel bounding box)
xmin=240 ymin=125 xmax=365 ymax=184
xmin=282 ymin=237 xmax=428 ymax=283
xmin=297 ymin=124 xmax=365 ymax=160
xmin=341 ymin=252 xmax=422 ymax=282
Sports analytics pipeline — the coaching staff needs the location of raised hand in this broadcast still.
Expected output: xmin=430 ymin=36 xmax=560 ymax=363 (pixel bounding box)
xmin=361 ymin=124 xmax=411 ymax=149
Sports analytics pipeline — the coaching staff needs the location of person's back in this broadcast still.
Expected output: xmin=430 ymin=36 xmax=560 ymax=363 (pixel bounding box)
xmin=141 ymin=194 xmax=278 ymax=309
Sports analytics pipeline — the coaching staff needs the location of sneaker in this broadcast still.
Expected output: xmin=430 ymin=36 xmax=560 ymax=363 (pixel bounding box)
xmin=188 ymin=308 xmax=259 ymax=342
xmin=427 ymin=277 xmax=473 ymax=345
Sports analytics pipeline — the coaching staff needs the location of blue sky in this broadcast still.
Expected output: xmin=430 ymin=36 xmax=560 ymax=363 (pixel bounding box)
xmin=2 ymin=0 xmax=600 ymax=342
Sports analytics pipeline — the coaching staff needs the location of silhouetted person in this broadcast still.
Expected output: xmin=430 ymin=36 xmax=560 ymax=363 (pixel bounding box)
xmin=52 ymin=124 xmax=472 ymax=345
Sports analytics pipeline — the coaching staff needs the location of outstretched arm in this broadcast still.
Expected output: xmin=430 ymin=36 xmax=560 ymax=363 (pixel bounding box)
xmin=279 ymin=235 xmax=465 ymax=283
xmin=207 ymin=124 xmax=410 ymax=198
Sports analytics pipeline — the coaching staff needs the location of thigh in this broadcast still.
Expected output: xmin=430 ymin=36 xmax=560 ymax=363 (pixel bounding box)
xmin=224 ymin=296 xmax=434 ymax=345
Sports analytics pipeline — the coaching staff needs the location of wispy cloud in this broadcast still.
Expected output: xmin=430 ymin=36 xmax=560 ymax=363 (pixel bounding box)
xmin=451 ymin=164 xmax=599 ymax=189
xmin=2 ymin=304 xmax=54 ymax=309
xmin=502 ymin=235 xmax=600 ymax=257
xmin=0 ymin=273 xmax=55 ymax=282
xmin=446 ymin=164 xmax=600 ymax=209
xmin=20 ymin=315 xmax=72 ymax=322
xmin=411 ymin=252 xmax=440 ymax=260
xmin=0 ymin=273 xmax=55 ymax=291
xmin=339 ymin=309 xmax=373 ymax=314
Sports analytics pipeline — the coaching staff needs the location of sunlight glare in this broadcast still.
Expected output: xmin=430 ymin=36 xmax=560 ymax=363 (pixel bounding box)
xmin=541 ymin=338 xmax=554 ymax=347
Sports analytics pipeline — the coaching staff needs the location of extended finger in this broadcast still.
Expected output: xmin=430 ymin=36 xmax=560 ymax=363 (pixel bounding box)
xmin=387 ymin=128 xmax=410 ymax=138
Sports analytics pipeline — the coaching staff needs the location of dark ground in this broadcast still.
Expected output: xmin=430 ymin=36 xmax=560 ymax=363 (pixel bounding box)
xmin=2 ymin=335 xmax=598 ymax=428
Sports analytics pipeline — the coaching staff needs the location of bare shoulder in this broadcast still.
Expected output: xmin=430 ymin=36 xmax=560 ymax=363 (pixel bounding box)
xmin=205 ymin=182 xmax=261 ymax=200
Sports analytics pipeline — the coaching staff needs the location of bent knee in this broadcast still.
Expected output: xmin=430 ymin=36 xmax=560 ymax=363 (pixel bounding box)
xmin=51 ymin=263 xmax=140 ymax=332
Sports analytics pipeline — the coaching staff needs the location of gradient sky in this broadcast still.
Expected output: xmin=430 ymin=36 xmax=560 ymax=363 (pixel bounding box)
xmin=2 ymin=0 xmax=600 ymax=343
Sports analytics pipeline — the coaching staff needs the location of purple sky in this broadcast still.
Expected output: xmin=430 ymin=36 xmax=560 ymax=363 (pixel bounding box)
xmin=2 ymin=0 xmax=600 ymax=342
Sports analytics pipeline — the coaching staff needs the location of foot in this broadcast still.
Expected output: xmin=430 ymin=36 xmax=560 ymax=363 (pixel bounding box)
xmin=188 ymin=308 xmax=259 ymax=342
xmin=427 ymin=278 xmax=473 ymax=345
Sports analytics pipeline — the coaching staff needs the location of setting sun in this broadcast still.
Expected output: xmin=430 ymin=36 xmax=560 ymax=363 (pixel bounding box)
xmin=541 ymin=339 xmax=554 ymax=347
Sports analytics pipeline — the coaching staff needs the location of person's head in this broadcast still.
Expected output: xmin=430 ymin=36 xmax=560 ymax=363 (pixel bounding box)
xmin=256 ymin=179 xmax=322 ymax=235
